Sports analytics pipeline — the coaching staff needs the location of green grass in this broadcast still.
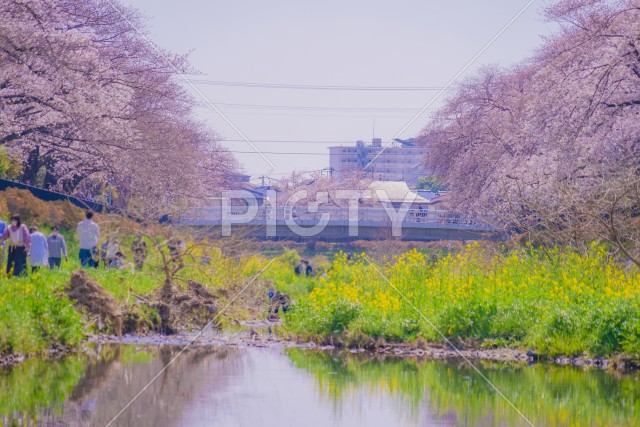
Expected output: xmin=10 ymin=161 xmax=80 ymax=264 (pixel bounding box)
xmin=0 ymin=228 xmax=168 ymax=354
xmin=0 ymin=272 xmax=84 ymax=354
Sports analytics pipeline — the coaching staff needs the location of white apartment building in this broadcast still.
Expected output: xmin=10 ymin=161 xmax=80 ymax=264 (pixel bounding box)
xmin=328 ymin=138 xmax=428 ymax=183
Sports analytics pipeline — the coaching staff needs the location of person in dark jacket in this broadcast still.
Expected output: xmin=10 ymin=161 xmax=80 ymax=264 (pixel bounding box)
xmin=305 ymin=261 xmax=313 ymax=277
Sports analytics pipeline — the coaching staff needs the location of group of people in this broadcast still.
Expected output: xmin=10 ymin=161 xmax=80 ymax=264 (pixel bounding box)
xmin=0 ymin=210 xmax=148 ymax=277
xmin=294 ymin=259 xmax=314 ymax=277
xmin=0 ymin=215 xmax=68 ymax=276
xmin=77 ymin=211 xmax=147 ymax=270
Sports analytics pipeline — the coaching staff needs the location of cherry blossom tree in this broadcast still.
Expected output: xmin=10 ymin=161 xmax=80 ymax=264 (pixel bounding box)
xmin=421 ymin=0 xmax=640 ymax=265
xmin=0 ymin=0 xmax=236 ymax=215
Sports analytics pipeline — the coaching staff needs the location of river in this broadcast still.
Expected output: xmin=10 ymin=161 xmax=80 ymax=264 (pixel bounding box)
xmin=1 ymin=344 xmax=638 ymax=426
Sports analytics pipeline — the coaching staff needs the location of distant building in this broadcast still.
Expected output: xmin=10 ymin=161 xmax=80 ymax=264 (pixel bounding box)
xmin=328 ymin=138 xmax=428 ymax=184
xmin=228 ymin=174 xmax=251 ymax=184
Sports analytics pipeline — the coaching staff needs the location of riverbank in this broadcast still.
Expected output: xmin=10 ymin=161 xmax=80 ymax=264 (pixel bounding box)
xmin=2 ymin=314 xmax=639 ymax=372
xmin=1 ymin=220 xmax=639 ymax=371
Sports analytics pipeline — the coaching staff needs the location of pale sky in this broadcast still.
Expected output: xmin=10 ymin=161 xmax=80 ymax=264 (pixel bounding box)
xmin=123 ymin=0 xmax=557 ymax=182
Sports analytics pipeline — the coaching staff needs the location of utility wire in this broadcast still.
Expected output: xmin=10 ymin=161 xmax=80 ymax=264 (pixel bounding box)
xmin=209 ymin=102 xmax=432 ymax=112
xmin=214 ymin=111 xmax=418 ymax=119
xmin=190 ymin=79 xmax=451 ymax=91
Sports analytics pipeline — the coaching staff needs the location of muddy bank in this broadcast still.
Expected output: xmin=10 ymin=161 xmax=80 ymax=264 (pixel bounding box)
xmin=65 ymin=270 xmax=223 ymax=336
xmin=362 ymin=343 xmax=639 ymax=371
xmin=87 ymin=323 xmax=640 ymax=372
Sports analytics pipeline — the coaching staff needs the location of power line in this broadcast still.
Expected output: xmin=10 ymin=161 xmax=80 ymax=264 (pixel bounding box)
xmin=198 ymin=106 xmax=427 ymax=119
xmin=209 ymin=102 xmax=430 ymax=112
xmin=212 ymin=110 xmax=417 ymax=119
xmin=190 ymin=79 xmax=451 ymax=91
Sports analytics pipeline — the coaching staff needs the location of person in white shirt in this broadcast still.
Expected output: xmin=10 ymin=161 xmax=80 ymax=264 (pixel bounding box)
xmin=76 ymin=211 xmax=100 ymax=268
xmin=28 ymin=226 xmax=48 ymax=272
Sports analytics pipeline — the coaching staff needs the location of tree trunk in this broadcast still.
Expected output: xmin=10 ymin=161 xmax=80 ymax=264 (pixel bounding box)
xmin=21 ymin=146 xmax=40 ymax=185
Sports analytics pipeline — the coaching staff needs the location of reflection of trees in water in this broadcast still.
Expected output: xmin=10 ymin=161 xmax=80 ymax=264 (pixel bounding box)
xmin=12 ymin=344 xmax=246 ymax=427
xmin=286 ymin=349 xmax=640 ymax=427
xmin=12 ymin=346 xmax=640 ymax=426
xmin=0 ymin=356 xmax=86 ymax=426
xmin=69 ymin=344 xmax=124 ymax=404
xmin=286 ymin=349 xmax=430 ymax=424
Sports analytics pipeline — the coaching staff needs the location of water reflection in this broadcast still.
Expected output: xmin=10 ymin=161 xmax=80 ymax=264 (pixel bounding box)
xmin=286 ymin=349 xmax=640 ymax=427
xmin=0 ymin=345 xmax=247 ymax=427
xmin=0 ymin=345 xmax=638 ymax=426
xmin=0 ymin=353 xmax=85 ymax=425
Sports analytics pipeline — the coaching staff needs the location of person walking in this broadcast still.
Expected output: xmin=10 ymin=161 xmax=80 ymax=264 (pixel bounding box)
xmin=28 ymin=226 xmax=48 ymax=272
xmin=77 ymin=211 xmax=100 ymax=268
xmin=0 ymin=215 xmax=31 ymax=276
xmin=47 ymin=226 xmax=68 ymax=269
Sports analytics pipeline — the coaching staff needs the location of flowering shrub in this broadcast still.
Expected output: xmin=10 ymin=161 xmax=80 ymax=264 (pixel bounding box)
xmin=283 ymin=244 xmax=640 ymax=356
